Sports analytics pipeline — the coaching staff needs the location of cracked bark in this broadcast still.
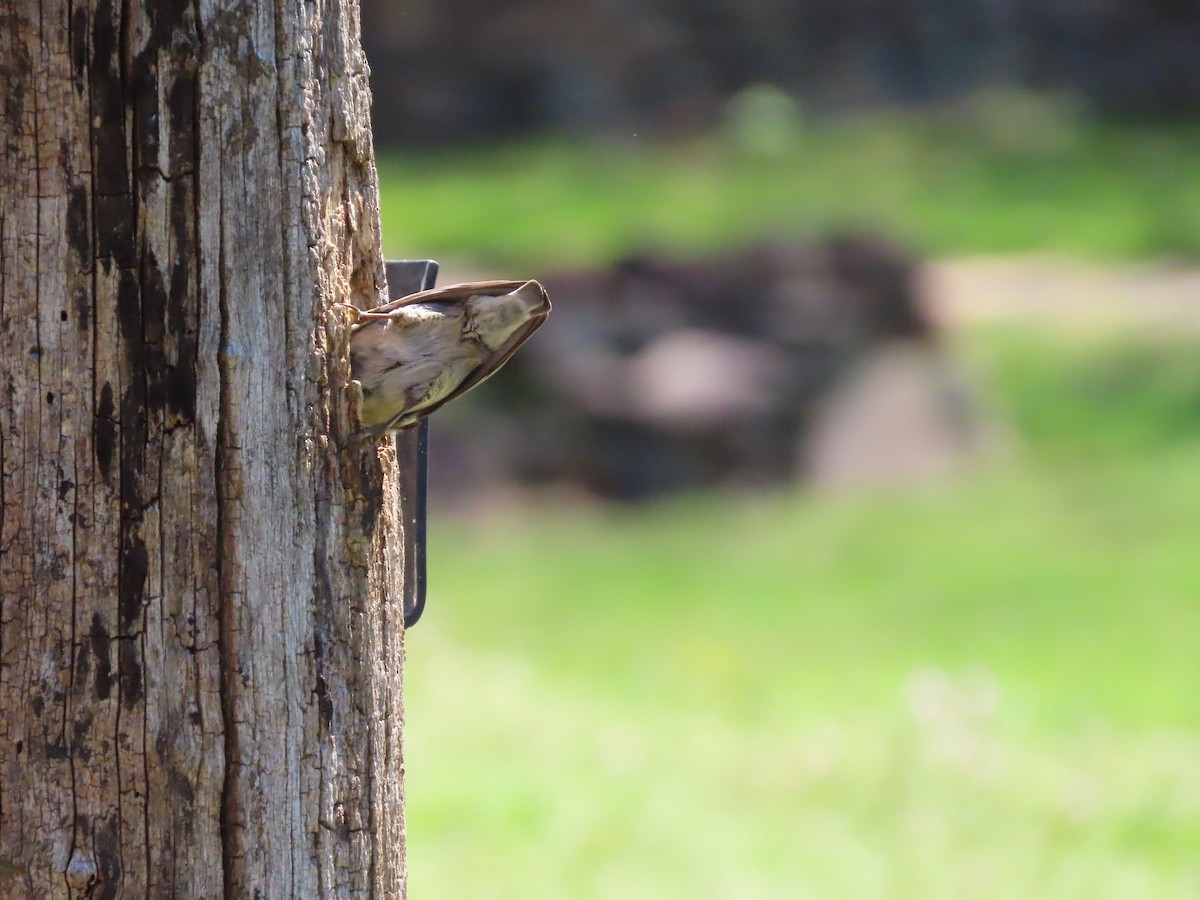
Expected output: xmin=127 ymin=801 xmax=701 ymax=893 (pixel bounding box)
xmin=0 ymin=0 xmax=407 ymax=896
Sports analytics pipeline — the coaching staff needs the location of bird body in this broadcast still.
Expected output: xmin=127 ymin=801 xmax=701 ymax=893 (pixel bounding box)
xmin=350 ymin=280 xmax=550 ymax=432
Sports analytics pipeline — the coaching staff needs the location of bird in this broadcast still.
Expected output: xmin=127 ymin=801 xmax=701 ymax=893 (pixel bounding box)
xmin=349 ymin=280 xmax=550 ymax=432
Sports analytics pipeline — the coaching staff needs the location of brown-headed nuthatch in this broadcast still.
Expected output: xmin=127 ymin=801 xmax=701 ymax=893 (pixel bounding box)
xmin=349 ymin=280 xmax=550 ymax=432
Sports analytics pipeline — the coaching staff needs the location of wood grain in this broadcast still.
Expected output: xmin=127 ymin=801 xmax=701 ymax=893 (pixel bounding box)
xmin=0 ymin=0 xmax=407 ymax=895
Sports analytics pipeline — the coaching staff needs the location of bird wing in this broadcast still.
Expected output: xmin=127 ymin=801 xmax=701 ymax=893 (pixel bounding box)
xmin=360 ymin=280 xmax=551 ymax=431
xmin=352 ymin=280 xmax=534 ymax=320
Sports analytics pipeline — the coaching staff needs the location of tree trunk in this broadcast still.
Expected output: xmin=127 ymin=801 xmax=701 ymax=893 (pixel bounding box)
xmin=0 ymin=1 xmax=407 ymax=896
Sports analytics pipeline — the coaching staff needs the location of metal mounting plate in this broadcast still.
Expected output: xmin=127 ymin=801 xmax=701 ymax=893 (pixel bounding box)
xmin=384 ymin=259 xmax=439 ymax=629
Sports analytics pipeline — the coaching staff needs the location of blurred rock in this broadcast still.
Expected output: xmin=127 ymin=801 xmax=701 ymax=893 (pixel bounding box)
xmin=627 ymin=330 xmax=792 ymax=431
xmin=805 ymin=342 xmax=994 ymax=489
xmin=427 ymin=235 xmax=994 ymax=502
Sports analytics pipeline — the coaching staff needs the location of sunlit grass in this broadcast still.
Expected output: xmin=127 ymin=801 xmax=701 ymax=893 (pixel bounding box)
xmin=378 ymin=117 xmax=1200 ymax=269
xmin=403 ymin=329 xmax=1200 ymax=897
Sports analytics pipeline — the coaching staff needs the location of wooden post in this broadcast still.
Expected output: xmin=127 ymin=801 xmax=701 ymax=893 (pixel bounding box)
xmin=0 ymin=0 xmax=408 ymax=895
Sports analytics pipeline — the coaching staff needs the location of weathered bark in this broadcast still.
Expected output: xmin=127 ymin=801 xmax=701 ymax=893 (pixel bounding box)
xmin=0 ymin=0 xmax=407 ymax=896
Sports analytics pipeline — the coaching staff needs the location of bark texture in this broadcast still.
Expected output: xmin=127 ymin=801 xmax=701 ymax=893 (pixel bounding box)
xmin=0 ymin=0 xmax=406 ymax=896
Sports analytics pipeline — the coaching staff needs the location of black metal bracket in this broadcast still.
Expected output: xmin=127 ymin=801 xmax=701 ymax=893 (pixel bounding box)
xmin=384 ymin=259 xmax=439 ymax=629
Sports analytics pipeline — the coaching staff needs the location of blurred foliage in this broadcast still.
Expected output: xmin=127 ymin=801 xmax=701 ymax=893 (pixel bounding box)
xmin=385 ymin=102 xmax=1200 ymax=897
xmin=971 ymin=330 xmax=1200 ymax=461
xmin=378 ymin=115 xmax=1200 ymax=269
xmin=404 ymin=328 xmax=1200 ymax=897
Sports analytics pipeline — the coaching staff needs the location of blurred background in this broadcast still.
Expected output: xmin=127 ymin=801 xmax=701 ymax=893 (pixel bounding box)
xmin=361 ymin=2 xmax=1200 ymax=896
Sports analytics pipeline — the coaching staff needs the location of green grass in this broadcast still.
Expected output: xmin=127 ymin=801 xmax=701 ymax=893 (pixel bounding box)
xmin=378 ymin=116 xmax=1200 ymax=268
xmin=405 ymin=329 xmax=1200 ymax=898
